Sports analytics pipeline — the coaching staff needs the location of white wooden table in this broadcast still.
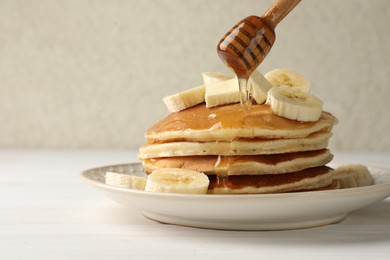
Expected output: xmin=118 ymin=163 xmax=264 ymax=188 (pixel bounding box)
xmin=1 ymin=150 xmax=390 ymax=259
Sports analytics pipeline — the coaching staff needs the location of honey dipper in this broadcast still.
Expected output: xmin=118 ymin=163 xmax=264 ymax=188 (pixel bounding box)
xmin=217 ymin=0 xmax=301 ymax=107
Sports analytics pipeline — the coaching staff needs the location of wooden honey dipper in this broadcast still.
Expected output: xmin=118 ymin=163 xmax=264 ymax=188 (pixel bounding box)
xmin=217 ymin=0 xmax=301 ymax=108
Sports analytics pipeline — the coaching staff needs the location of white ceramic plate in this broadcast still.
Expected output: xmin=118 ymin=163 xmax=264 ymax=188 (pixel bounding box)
xmin=80 ymin=163 xmax=390 ymax=230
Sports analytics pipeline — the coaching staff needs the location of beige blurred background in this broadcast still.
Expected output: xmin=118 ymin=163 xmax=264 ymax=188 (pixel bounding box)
xmin=0 ymin=0 xmax=389 ymax=151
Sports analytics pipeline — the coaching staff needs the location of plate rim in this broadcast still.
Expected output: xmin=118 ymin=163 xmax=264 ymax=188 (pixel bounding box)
xmin=80 ymin=162 xmax=390 ymax=200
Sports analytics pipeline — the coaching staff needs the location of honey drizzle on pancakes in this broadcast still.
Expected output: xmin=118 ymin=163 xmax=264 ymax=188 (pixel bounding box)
xmin=146 ymin=103 xmax=337 ymax=144
xmin=149 ymin=103 xmax=314 ymax=132
xmin=214 ymin=155 xmax=229 ymax=190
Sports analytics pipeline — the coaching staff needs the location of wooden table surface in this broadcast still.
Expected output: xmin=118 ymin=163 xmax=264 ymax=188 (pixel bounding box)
xmin=1 ymin=149 xmax=389 ymax=259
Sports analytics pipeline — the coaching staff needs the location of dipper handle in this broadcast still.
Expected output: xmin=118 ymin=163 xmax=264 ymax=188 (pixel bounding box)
xmin=262 ymin=0 xmax=302 ymax=29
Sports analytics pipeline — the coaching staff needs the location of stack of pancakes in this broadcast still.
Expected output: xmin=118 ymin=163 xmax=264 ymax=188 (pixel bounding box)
xmin=138 ymin=103 xmax=338 ymax=194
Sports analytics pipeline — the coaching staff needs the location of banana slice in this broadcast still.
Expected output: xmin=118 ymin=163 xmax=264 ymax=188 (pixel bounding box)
xmin=203 ymin=72 xmax=236 ymax=108
xmin=145 ymin=168 xmax=209 ymax=194
xmin=248 ymin=70 xmax=273 ymax=104
xmin=266 ymin=86 xmax=323 ymax=122
xmin=105 ymin=172 xmax=147 ymax=190
xmin=163 ymin=85 xmax=206 ymax=113
xmin=205 ymin=71 xmax=272 ymax=107
xmin=205 ymin=78 xmax=240 ymax=108
xmin=265 ymin=69 xmax=310 ymax=92
xmin=334 ymin=164 xmax=374 ymax=188
xmin=202 ymin=72 xmax=232 ymax=85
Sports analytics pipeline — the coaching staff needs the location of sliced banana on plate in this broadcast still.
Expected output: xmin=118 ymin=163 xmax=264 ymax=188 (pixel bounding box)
xmin=334 ymin=164 xmax=374 ymax=188
xmin=145 ymin=168 xmax=209 ymax=194
xmin=105 ymin=172 xmax=147 ymax=190
xmin=266 ymin=86 xmax=323 ymax=122
xmin=265 ymin=68 xmax=310 ymax=92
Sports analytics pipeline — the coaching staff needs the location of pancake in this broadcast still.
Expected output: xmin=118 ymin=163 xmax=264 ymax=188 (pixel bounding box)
xmin=312 ymin=179 xmax=340 ymax=191
xmin=140 ymin=98 xmax=338 ymax=194
xmin=146 ymin=103 xmax=337 ymax=143
xmin=207 ymin=166 xmax=335 ymax=194
xmin=139 ymin=131 xmax=332 ymax=159
xmin=291 ymin=179 xmax=340 ymax=192
xmin=142 ymin=149 xmax=333 ymax=175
